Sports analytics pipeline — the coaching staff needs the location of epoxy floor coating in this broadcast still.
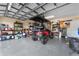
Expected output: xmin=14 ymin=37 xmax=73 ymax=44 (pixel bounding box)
xmin=0 ymin=37 xmax=79 ymax=56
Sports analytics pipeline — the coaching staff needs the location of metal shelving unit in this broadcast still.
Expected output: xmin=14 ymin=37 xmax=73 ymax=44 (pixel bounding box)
xmin=0 ymin=29 xmax=15 ymax=41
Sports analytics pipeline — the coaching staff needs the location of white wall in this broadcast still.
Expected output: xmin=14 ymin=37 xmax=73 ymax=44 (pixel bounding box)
xmin=67 ymin=19 xmax=79 ymax=38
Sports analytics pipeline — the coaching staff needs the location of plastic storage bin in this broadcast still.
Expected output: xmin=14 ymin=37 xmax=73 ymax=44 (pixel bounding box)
xmin=68 ymin=37 xmax=79 ymax=54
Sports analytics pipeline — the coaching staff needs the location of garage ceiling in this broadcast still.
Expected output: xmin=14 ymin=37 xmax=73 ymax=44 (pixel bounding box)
xmin=0 ymin=3 xmax=69 ymax=20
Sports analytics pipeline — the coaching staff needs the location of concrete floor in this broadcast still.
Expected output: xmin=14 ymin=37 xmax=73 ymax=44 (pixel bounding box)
xmin=0 ymin=37 xmax=79 ymax=56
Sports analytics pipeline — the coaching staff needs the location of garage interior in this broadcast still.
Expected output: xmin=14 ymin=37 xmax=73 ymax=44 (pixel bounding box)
xmin=0 ymin=3 xmax=79 ymax=56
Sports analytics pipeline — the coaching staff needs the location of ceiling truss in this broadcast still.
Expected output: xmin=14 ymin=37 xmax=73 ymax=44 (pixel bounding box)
xmin=0 ymin=3 xmax=71 ymax=20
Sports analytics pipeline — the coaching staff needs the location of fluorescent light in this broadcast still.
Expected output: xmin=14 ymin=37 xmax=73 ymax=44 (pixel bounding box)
xmin=45 ymin=15 xmax=54 ymax=19
xmin=8 ymin=3 xmax=12 ymax=10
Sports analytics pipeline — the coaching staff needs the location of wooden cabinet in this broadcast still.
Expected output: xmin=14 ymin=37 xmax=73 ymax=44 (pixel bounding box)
xmin=14 ymin=21 xmax=23 ymax=31
xmin=14 ymin=21 xmax=23 ymax=34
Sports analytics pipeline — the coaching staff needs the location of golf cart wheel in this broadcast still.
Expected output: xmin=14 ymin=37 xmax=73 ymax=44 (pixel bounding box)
xmin=42 ymin=41 xmax=47 ymax=44
xmin=42 ymin=39 xmax=48 ymax=45
xmin=32 ymin=38 xmax=38 ymax=41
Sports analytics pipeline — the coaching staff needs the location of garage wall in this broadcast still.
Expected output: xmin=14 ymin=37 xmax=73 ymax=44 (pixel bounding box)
xmin=67 ymin=19 xmax=79 ymax=38
xmin=52 ymin=17 xmax=79 ymax=38
xmin=0 ymin=17 xmax=24 ymax=29
xmin=45 ymin=3 xmax=79 ymax=38
xmin=0 ymin=17 xmax=35 ymax=30
xmin=45 ymin=3 xmax=79 ymax=18
xmin=23 ymin=19 xmax=35 ymax=29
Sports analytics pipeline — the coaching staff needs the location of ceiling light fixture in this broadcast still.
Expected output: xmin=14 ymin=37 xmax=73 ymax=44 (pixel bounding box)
xmin=45 ymin=15 xmax=54 ymax=19
xmin=8 ymin=3 xmax=12 ymax=10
